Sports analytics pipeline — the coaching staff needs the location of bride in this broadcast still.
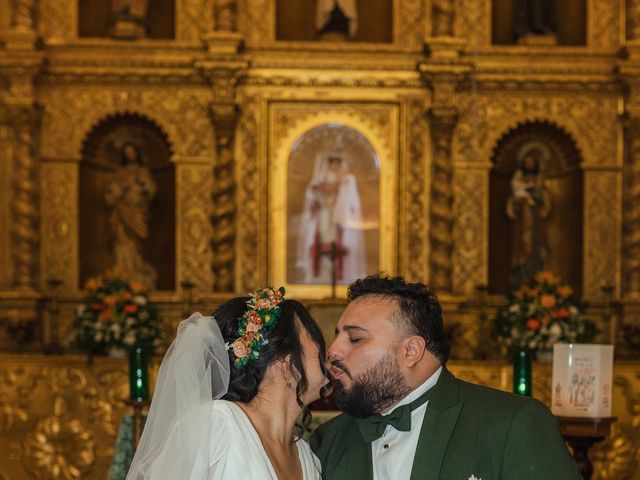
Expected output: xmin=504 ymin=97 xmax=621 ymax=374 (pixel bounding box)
xmin=126 ymin=287 xmax=331 ymax=479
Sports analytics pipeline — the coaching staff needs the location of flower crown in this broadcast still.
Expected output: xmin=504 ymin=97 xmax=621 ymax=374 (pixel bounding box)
xmin=227 ymin=286 xmax=286 ymax=368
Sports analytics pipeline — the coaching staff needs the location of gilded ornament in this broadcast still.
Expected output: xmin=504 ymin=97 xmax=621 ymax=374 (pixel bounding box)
xmin=624 ymin=132 xmax=640 ymax=295
xmin=24 ymin=415 xmax=95 ymax=480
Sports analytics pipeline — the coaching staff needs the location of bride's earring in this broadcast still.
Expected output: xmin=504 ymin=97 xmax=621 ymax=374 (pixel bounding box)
xmin=283 ymin=371 xmax=292 ymax=389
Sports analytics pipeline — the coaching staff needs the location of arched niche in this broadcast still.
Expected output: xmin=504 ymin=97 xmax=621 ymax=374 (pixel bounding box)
xmin=489 ymin=121 xmax=583 ymax=294
xmin=276 ymin=0 xmax=392 ymax=42
xmin=79 ymin=114 xmax=175 ymax=290
xmin=78 ymin=0 xmax=175 ymax=39
xmin=492 ymin=0 xmax=586 ymax=45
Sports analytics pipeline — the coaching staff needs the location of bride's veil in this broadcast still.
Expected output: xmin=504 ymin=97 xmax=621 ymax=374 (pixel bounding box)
xmin=126 ymin=313 xmax=231 ymax=479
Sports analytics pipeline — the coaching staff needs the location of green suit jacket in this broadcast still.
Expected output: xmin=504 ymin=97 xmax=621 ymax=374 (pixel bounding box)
xmin=311 ymin=367 xmax=582 ymax=480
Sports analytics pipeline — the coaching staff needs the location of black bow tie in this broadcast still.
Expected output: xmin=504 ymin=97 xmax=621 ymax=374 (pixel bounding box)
xmin=355 ymin=387 xmax=433 ymax=444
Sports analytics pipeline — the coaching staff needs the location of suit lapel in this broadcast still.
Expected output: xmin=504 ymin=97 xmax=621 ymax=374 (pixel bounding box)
xmin=410 ymin=368 xmax=463 ymax=480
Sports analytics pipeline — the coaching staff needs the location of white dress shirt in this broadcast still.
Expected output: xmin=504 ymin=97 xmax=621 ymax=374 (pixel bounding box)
xmin=371 ymin=366 xmax=443 ymax=480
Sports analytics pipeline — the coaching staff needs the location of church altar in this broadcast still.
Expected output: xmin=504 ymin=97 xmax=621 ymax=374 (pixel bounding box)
xmin=0 ymin=354 xmax=638 ymax=480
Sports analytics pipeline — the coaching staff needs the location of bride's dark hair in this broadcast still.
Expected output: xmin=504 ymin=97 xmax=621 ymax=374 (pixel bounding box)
xmin=212 ymin=297 xmax=330 ymax=433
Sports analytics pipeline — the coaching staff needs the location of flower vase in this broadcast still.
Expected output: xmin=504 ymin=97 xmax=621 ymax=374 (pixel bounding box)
xmin=513 ymin=348 xmax=532 ymax=396
xmin=128 ymin=344 xmax=150 ymax=401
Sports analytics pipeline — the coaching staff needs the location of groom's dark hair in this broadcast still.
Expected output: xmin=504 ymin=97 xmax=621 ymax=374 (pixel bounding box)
xmin=347 ymin=273 xmax=451 ymax=363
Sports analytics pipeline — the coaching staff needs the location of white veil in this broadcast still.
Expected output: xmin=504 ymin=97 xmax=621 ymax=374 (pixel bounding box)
xmin=126 ymin=313 xmax=231 ymax=480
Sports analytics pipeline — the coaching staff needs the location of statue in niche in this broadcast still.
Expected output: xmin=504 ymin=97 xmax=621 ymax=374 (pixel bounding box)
xmin=11 ymin=0 xmax=34 ymax=30
xmin=297 ymin=154 xmax=366 ymax=284
xmin=106 ymin=143 xmax=157 ymax=287
xmin=109 ymin=0 xmax=149 ymax=39
xmin=214 ymin=0 xmax=237 ymax=31
xmin=316 ymin=0 xmax=358 ymax=41
xmin=506 ymin=142 xmax=552 ymax=283
xmin=432 ymin=0 xmax=455 ymax=37
xmin=513 ymin=0 xmax=556 ymax=44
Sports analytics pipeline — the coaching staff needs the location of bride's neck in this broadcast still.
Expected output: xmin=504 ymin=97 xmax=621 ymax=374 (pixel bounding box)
xmin=238 ymin=381 xmax=302 ymax=446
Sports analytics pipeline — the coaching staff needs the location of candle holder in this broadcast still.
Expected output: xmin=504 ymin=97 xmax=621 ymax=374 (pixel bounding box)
xmin=600 ymin=284 xmax=617 ymax=345
xmin=125 ymin=399 xmax=150 ymax=453
xmin=128 ymin=344 xmax=150 ymax=402
xmin=180 ymin=279 xmax=196 ymax=317
xmin=44 ymin=277 xmax=63 ymax=355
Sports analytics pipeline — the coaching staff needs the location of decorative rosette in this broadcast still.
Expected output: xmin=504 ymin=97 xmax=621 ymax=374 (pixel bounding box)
xmin=230 ymin=286 xmax=286 ymax=368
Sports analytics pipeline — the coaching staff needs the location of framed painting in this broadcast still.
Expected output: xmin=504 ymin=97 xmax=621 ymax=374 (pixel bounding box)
xmin=268 ymin=105 xmax=398 ymax=299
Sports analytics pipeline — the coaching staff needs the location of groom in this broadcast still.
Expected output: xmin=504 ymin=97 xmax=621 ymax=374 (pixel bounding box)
xmin=311 ymin=274 xmax=581 ymax=480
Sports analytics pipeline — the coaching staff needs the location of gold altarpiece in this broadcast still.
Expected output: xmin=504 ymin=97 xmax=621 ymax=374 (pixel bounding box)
xmin=0 ymin=0 xmax=639 ymax=478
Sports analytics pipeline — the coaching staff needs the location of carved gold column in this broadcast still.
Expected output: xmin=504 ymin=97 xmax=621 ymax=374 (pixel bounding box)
xmin=197 ymin=9 xmax=247 ymax=291
xmin=8 ymin=107 xmax=40 ymax=290
xmin=427 ymin=103 xmax=458 ymax=292
xmin=1 ymin=2 xmax=43 ymax=291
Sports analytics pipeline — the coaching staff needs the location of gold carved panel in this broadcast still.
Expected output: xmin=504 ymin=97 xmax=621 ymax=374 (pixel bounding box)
xmin=452 ymin=165 xmax=488 ymax=295
xmin=39 ymin=0 xmax=77 ymax=44
xmin=236 ymin=94 xmax=264 ymax=292
xmin=457 ymin=0 xmax=491 ymax=48
xmin=584 ymin=171 xmax=622 ymax=298
xmin=40 ymin=161 xmax=78 ymax=291
xmin=589 ymin=0 xmax=621 ymax=50
xmin=0 ymin=355 xmax=158 ymax=480
xmin=267 ymin=102 xmax=399 ymax=299
xmin=176 ymin=161 xmax=214 ymax=291
xmin=39 ymin=88 xmax=214 ymax=160
xmin=177 ymin=0 xmax=214 ymax=42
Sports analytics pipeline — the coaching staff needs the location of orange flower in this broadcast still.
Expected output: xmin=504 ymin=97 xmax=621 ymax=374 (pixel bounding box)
xmin=535 ymin=271 xmax=558 ymax=285
xmin=557 ymin=286 xmax=573 ymax=297
xmin=124 ymin=304 xmax=138 ymax=314
xmin=514 ymin=290 xmax=524 ymax=300
xmin=526 ymin=318 xmax=541 ymax=331
xmin=541 ymin=314 xmax=551 ymax=326
xmin=528 ymin=288 xmax=538 ymax=297
xmin=99 ymin=308 xmax=112 ymax=321
xmin=540 ymin=294 xmax=556 ymax=308
xmin=130 ymin=281 xmax=145 ymax=294
xmin=104 ymin=295 xmax=117 ymax=307
xmin=555 ymin=308 xmax=571 ymax=319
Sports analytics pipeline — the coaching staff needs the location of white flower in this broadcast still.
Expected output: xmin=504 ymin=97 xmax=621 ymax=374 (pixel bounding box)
xmin=550 ymin=323 xmax=561 ymax=338
xmin=123 ymin=332 xmax=136 ymax=346
xmin=94 ymin=332 xmax=103 ymax=342
xmin=133 ymin=295 xmax=147 ymax=306
xmin=76 ymin=305 xmax=86 ymax=316
xmin=509 ymin=304 xmax=520 ymax=313
xmin=569 ymin=306 xmax=578 ymax=316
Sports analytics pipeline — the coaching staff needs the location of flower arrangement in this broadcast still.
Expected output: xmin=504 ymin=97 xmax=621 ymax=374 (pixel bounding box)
xmin=71 ymin=271 xmax=161 ymax=354
xmin=228 ymin=286 xmax=285 ymax=368
xmin=494 ymin=271 xmax=598 ymax=353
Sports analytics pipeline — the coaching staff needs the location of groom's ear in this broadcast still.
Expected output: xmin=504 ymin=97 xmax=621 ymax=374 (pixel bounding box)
xmin=402 ymin=336 xmax=426 ymax=368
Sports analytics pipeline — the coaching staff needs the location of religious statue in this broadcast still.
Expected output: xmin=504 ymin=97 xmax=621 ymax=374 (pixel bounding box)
xmin=506 ymin=143 xmax=552 ymax=283
xmin=109 ymin=0 xmax=149 ymax=39
xmin=11 ymin=0 xmax=34 ymax=30
xmin=297 ymin=154 xmax=366 ymax=285
xmin=513 ymin=0 xmax=556 ymax=44
xmin=105 ymin=143 xmax=157 ymax=287
xmin=316 ymin=0 xmax=358 ymax=41
xmin=214 ymin=0 xmax=237 ymax=31
xmin=432 ymin=0 xmax=455 ymax=37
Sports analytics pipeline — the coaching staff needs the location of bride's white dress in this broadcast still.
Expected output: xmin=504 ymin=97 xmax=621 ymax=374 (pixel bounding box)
xmin=143 ymin=400 xmax=322 ymax=480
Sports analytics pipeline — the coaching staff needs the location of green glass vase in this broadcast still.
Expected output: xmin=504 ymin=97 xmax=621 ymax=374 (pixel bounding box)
xmin=512 ymin=348 xmax=532 ymax=397
xmin=128 ymin=344 xmax=150 ymax=401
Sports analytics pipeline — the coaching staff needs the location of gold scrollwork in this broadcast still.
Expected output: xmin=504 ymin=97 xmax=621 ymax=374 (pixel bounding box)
xmin=24 ymin=413 xmax=95 ymax=480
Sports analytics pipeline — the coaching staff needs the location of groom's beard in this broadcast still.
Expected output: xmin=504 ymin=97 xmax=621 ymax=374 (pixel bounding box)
xmin=332 ymin=352 xmax=411 ymax=418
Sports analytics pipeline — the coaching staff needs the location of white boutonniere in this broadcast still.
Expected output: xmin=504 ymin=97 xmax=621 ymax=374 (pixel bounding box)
xmin=468 ymin=476 xmax=482 ymax=480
